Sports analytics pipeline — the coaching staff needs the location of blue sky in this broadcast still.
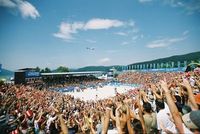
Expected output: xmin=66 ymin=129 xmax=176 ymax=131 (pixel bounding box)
xmin=0 ymin=0 xmax=200 ymax=70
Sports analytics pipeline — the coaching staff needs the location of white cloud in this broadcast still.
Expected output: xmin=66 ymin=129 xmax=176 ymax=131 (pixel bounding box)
xmin=0 ymin=0 xmax=16 ymax=7
xmin=18 ymin=1 xmax=40 ymax=19
xmin=138 ymin=0 xmax=200 ymax=14
xmin=115 ymin=32 xmax=127 ymax=36
xmin=139 ymin=0 xmax=152 ymax=3
xmin=84 ymin=18 xmax=123 ymax=30
xmin=163 ymin=0 xmax=200 ymax=14
xmin=98 ymin=58 xmax=111 ymax=64
xmin=121 ymin=41 xmax=129 ymax=46
xmin=127 ymin=20 xmax=135 ymax=27
xmin=0 ymin=0 xmax=40 ymax=19
xmin=54 ymin=18 xmax=133 ymax=41
xmin=132 ymin=35 xmax=139 ymax=41
xmin=182 ymin=30 xmax=189 ymax=35
xmin=53 ymin=22 xmax=84 ymax=40
xmin=114 ymin=21 xmax=136 ymax=36
xmin=147 ymin=36 xmax=186 ymax=48
xmin=128 ymin=28 xmax=139 ymax=34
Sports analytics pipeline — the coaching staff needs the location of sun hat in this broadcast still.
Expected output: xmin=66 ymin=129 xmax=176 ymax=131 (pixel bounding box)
xmin=182 ymin=110 xmax=200 ymax=129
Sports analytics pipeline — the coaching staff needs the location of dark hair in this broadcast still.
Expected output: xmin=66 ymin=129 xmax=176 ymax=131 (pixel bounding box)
xmin=175 ymin=95 xmax=182 ymax=103
xmin=131 ymin=119 xmax=143 ymax=134
xmin=143 ymin=102 xmax=152 ymax=113
xmin=156 ymin=100 xmax=165 ymax=111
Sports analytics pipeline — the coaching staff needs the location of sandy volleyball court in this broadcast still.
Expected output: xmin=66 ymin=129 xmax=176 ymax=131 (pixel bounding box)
xmin=64 ymin=85 xmax=134 ymax=101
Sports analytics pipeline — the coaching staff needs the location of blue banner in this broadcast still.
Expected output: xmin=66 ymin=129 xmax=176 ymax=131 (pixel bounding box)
xmin=25 ymin=71 xmax=40 ymax=77
xmin=139 ymin=67 xmax=186 ymax=72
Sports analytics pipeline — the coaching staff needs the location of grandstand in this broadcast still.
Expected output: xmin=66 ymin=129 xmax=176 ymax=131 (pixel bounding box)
xmin=14 ymin=68 xmax=104 ymax=85
xmin=127 ymin=51 xmax=200 ymax=72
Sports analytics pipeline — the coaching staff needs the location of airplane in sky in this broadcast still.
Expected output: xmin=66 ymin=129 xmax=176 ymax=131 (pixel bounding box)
xmin=86 ymin=47 xmax=95 ymax=51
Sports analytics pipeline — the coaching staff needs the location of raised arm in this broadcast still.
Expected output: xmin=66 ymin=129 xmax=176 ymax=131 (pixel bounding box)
xmin=126 ymin=105 xmax=134 ymax=134
xmin=160 ymin=80 xmax=184 ymax=134
xmin=89 ymin=116 xmax=96 ymax=134
xmin=140 ymin=91 xmax=148 ymax=103
xmin=53 ymin=107 xmax=68 ymax=134
xmin=35 ymin=109 xmax=43 ymax=122
xmin=115 ymin=106 xmax=123 ymax=134
xmin=102 ymin=108 xmax=111 ymax=134
xmin=137 ymin=95 xmax=146 ymax=134
xmin=151 ymin=84 xmax=163 ymax=100
xmin=182 ymin=78 xmax=199 ymax=110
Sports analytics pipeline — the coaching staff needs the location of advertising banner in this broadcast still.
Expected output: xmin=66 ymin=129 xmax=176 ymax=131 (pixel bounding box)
xmin=25 ymin=71 xmax=40 ymax=77
xmin=139 ymin=67 xmax=186 ymax=72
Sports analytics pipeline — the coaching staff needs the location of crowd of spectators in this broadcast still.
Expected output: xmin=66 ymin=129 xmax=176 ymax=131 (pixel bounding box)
xmin=0 ymin=66 xmax=200 ymax=134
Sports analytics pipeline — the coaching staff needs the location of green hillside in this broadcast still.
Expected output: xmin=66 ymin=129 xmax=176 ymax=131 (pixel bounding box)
xmin=75 ymin=65 xmax=125 ymax=72
xmin=0 ymin=68 xmax=14 ymax=79
xmin=129 ymin=51 xmax=200 ymax=66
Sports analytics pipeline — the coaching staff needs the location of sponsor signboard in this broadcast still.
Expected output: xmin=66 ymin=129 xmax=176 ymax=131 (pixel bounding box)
xmin=25 ymin=71 xmax=40 ymax=77
xmin=139 ymin=67 xmax=186 ymax=72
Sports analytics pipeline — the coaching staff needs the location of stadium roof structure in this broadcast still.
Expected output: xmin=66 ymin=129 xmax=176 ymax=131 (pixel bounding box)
xmin=18 ymin=68 xmax=36 ymax=71
xmin=41 ymin=71 xmax=105 ymax=76
xmin=15 ymin=68 xmax=37 ymax=72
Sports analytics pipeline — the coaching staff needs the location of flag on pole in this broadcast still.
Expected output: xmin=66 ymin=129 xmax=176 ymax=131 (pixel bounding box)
xmin=184 ymin=61 xmax=187 ymax=67
xmin=153 ymin=63 xmax=156 ymax=69
xmin=161 ymin=63 xmax=163 ymax=68
xmin=171 ymin=62 xmax=174 ymax=68
xmin=178 ymin=61 xmax=181 ymax=68
xmin=0 ymin=64 xmax=2 ymax=73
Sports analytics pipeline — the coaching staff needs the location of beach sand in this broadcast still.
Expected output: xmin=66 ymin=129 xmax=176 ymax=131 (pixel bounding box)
xmin=64 ymin=85 xmax=134 ymax=101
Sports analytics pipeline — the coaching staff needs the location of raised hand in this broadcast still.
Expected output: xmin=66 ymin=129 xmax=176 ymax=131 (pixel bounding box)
xmin=52 ymin=105 xmax=60 ymax=114
xmin=115 ymin=105 xmax=123 ymax=134
xmin=182 ymin=78 xmax=191 ymax=89
xmin=126 ymin=105 xmax=130 ymax=120
xmin=160 ymin=79 xmax=169 ymax=94
xmin=151 ymin=84 xmax=157 ymax=93
xmin=181 ymin=77 xmax=199 ymax=110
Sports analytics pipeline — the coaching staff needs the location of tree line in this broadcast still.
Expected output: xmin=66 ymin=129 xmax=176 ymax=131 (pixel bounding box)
xmin=35 ymin=66 xmax=69 ymax=73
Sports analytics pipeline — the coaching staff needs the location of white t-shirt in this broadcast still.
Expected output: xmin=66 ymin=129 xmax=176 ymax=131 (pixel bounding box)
xmin=107 ymin=128 xmax=118 ymax=134
xmin=157 ymin=103 xmax=176 ymax=133
xmin=183 ymin=123 xmax=193 ymax=134
xmin=189 ymin=77 xmax=195 ymax=87
xmin=157 ymin=103 xmax=193 ymax=134
xmin=46 ymin=115 xmax=57 ymax=130
xmin=147 ymin=95 xmax=156 ymax=112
